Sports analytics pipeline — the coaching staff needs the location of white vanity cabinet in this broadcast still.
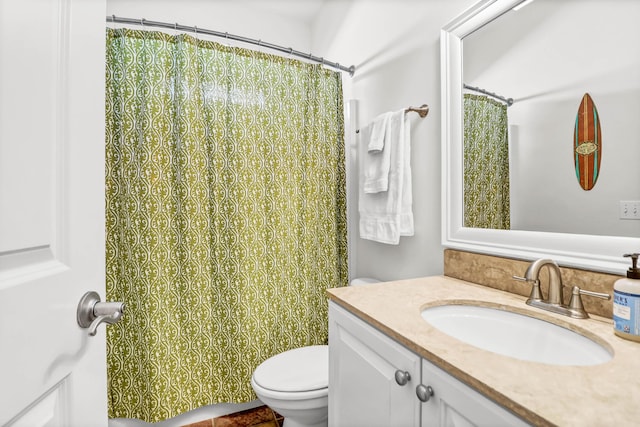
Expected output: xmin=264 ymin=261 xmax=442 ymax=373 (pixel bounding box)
xmin=329 ymin=302 xmax=530 ymax=427
xmin=329 ymin=302 xmax=421 ymax=427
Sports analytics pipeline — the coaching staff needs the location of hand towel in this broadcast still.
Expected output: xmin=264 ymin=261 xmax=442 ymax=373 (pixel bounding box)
xmin=359 ymin=109 xmax=413 ymax=244
xmin=363 ymin=112 xmax=392 ymax=193
xmin=367 ymin=112 xmax=390 ymax=152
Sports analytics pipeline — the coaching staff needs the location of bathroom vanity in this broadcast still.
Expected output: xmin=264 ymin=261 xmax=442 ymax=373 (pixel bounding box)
xmin=328 ymin=301 xmax=528 ymax=426
xmin=327 ymin=276 xmax=640 ymax=426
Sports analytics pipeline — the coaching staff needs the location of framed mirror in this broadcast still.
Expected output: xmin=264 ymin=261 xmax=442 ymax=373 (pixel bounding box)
xmin=441 ymin=0 xmax=640 ymax=274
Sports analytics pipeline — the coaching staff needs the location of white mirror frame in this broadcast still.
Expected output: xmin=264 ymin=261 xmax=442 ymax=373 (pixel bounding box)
xmin=441 ymin=0 xmax=639 ymax=275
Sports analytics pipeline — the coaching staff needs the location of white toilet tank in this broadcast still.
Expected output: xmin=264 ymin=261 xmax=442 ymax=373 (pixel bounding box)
xmin=349 ymin=277 xmax=380 ymax=286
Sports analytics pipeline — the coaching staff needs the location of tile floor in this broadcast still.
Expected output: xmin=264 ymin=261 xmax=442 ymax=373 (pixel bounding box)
xmin=182 ymin=405 xmax=284 ymax=427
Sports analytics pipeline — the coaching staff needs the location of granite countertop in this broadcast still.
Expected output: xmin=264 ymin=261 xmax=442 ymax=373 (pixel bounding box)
xmin=327 ymin=275 xmax=640 ymax=426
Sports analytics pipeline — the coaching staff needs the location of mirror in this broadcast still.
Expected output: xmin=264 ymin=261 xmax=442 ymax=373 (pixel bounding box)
xmin=441 ymin=0 xmax=640 ymax=274
xmin=462 ymin=0 xmax=640 ymax=238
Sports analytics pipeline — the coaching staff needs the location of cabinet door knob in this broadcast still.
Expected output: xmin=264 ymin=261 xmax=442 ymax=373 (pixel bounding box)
xmin=416 ymin=384 xmax=434 ymax=402
xmin=394 ymin=370 xmax=411 ymax=386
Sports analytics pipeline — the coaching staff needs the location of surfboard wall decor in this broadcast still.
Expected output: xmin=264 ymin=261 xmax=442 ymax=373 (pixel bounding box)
xmin=574 ymin=93 xmax=602 ymax=190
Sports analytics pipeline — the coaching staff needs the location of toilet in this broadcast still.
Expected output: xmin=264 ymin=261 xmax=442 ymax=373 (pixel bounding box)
xmin=250 ymin=277 xmax=380 ymax=427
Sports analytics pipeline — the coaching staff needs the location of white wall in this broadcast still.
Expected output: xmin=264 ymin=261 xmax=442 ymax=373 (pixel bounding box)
xmin=313 ymin=0 xmax=476 ymax=281
xmin=105 ymin=0 xmax=478 ymax=282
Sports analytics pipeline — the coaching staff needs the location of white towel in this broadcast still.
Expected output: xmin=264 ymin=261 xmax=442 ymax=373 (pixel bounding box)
xmin=359 ymin=109 xmax=414 ymax=244
xmin=398 ymin=114 xmax=413 ymax=237
xmin=367 ymin=112 xmax=391 ymax=152
xmin=363 ymin=112 xmax=392 ymax=193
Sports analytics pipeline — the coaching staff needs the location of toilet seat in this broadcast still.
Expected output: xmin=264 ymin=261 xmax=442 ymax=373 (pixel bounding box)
xmin=253 ymin=345 xmax=328 ymax=393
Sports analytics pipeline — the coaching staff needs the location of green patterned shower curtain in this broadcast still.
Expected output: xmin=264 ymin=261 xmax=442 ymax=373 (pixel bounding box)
xmin=105 ymin=28 xmax=347 ymax=422
xmin=463 ymin=94 xmax=510 ymax=230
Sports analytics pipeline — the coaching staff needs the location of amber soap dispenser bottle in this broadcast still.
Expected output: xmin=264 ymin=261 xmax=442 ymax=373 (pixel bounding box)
xmin=613 ymin=253 xmax=640 ymax=342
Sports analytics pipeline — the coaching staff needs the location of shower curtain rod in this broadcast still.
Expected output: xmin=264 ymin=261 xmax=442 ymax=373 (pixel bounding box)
xmin=107 ymin=15 xmax=356 ymax=77
xmin=463 ymin=83 xmax=514 ymax=106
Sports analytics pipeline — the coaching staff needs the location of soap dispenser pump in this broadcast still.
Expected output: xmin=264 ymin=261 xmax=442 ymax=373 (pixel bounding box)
xmin=613 ymin=253 xmax=640 ymax=342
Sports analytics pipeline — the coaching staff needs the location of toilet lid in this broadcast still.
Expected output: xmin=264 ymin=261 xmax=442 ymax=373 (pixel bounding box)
xmin=253 ymin=345 xmax=328 ymax=392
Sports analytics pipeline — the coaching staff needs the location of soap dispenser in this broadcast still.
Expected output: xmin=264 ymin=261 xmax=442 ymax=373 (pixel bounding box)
xmin=613 ymin=253 xmax=640 ymax=342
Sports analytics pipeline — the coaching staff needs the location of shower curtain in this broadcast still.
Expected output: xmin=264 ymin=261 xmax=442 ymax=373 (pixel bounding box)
xmin=463 ymin=94 xmax=510 ymax=230
xmin=105 ymin=28 xmax=347 ymax=422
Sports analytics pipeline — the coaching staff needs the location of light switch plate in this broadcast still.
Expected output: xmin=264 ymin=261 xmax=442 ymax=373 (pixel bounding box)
xmin=619 ymin=201 xmax=640 ymax=220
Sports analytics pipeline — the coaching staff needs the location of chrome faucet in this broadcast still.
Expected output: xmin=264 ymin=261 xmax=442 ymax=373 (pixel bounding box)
xmin=513 ymin=258 xmax=610 ymax=319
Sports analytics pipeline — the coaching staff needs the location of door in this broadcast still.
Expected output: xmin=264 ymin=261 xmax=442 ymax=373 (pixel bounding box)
xmin=328 ymin=303 xmax=421 ymax=427
xmin=0 ymin=1 xmax=107 ymax=425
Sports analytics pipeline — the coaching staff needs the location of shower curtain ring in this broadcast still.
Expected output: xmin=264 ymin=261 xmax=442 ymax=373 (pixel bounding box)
xmin=140 ymin=18 xmax=145 ymax=27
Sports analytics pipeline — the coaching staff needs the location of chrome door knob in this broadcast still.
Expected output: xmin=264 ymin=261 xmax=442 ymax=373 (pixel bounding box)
xmin=77 ymin=291 xmax=125 ymax=336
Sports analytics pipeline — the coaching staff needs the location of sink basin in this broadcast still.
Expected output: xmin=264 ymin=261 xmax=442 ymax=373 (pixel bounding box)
xmin=421 ymin=304 xmax=612 ymax=366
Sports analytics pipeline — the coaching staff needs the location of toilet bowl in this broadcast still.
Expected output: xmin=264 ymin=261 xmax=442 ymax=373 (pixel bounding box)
xmin=251 ymin=277 xmax=380 ymax=427
xmin=251 ymin=345 xmax=328 ymax=427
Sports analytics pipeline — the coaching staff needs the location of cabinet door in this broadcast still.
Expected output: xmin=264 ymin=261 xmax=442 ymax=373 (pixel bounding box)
xmin=420 ymin=359 xmax=530 ymax=427
xmin=329 ymin=302 xmax=421 ymax=427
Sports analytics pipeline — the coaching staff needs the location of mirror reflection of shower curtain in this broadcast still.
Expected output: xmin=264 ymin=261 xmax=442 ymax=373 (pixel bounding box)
xmin=463 ymin=94 xmax=510 ymax=230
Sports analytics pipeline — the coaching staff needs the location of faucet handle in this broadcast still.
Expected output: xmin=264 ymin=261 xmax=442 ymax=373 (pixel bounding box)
xmin=567 ymin=286 xmax=611 ymax=319
xmin=512 ymin=275 xmax=543 ymax=301
xmin=574 ymin=287 xmax=611 ymax=300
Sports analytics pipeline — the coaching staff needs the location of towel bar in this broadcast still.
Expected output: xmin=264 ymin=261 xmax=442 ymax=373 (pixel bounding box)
xmin=356 ymin=104 xmax=429 ymax=133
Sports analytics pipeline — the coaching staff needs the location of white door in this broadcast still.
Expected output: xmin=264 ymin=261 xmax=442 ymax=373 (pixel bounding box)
xmin=0 ymin=1 xmax=108 ymax=426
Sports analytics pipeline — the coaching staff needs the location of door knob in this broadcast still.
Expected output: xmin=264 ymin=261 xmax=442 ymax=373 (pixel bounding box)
xmin=77 ymin=291 xmax=125 ymax=336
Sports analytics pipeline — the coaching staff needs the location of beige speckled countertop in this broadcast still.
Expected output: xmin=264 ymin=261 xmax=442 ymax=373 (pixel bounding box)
xmin=327 ymin=276 xmax=640 ymax=427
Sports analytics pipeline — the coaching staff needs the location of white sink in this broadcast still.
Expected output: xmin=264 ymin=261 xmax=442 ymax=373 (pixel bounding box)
xmin=421 ymin=304 xmax=612 ymax=366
